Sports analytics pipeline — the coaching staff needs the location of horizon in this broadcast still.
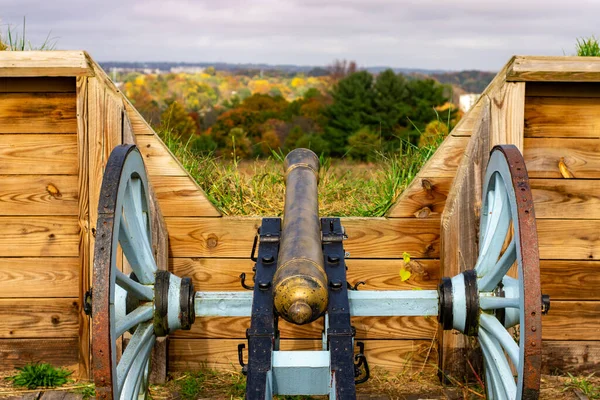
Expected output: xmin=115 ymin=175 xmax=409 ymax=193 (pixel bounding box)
xmin=3 ymin=0 xmax=599 ymax=71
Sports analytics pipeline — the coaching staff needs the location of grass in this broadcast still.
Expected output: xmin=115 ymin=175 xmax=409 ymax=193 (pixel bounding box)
xmin=576 ymin=36 xmax=600 ymax=56
xmin=0 ymin=17 xmax=57 ymax=51
xmin=158 ymin=130 xmax=443 ymax=217
xmin=6 ymin=362 xmax=72 ymax=390
xmin=563 ymin=373 xmax=599 ymax=399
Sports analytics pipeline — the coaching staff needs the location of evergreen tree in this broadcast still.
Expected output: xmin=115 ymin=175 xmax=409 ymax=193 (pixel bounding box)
xmin=372 ymin=69 xmax=409 ymax=141
xmin=404 ymin=79 xmax=448 ymax=135
xmin=324 ymin=71 xmax=375 ymax=155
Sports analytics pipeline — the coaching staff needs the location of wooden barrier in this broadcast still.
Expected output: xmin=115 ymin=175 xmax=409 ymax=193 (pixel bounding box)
xmin=0 ymin=52 xmax=598 ymax=380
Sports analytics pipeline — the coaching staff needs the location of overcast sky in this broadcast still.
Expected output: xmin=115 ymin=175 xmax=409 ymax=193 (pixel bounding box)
xmin=2 ymin=0 xmax=599 ymax=71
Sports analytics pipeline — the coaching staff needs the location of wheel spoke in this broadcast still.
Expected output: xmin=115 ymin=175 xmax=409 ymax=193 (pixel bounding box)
xmin=480 ymin=314 xmax=520 ymax=368
xmin=116 ymin=322 xmax=154 ymax=395
xmin=120 ymin=334 xmax=154 ymax=400
xmin=478 ymin=240 xmax=516 ymax=292
xmin=481 ymin=339 xmax=507 ymax=400
xmin=479 ymin=295 xmax=520 ymax=310
xmin=119 ymin=209 xmax=157 ymax=285
xmin=116 ymin=269 xmax=154 ymax=301
xmin=476 ymin=175 xmax=511 ymax=277
xmin=116 ymin=304 xmax=154 ymax=338
xmin=479 ymin=329 xmax=517 ymax=399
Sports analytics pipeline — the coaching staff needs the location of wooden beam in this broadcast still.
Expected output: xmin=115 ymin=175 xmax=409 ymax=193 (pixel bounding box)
xmin=525 ymin=96 xmax=600 ymax=138
xmin=438 ymin=95 xmax=490 ymax=380
xmin=0 ymin=216 xmax=79 ymax=257
xmin=0 ymin=134 xmax=77 ymax=175
xmin=166 ymin=217 xmax=441 ymax=259
xmin=0 ymin=298 xmax=79 ymax=338
xmin=135 ymin=135 xmax=194 ymax=177
xmin=76 ymin=76 xmax=91 ymax=379
xmin=0 ymin=258 xmax=79 ymax=298
xmin=0 ymin=175 xmax=79 ymax=215
xmin=531 ymin=179 xmax=600 ymax=219
xmin=541 ymin=301 xmax=600 ymax=341
xmin=151 ymin=176 xmax=221 ymax=217
xmin=489 ymin=81 xmax=525 ymax=151
xmin=0 ymin=51 xmax=92 ymax=77
xmin=0 ymin=92 xmax=77 ymax=134
xmin=169 ymin=339 xmax=437 ymax=374
xmin=387 ymin=177 xmax=452 ymax=219
xmin=525 ymin=82 xmax=600 ymax=98
xmin=524 ymin=138 xmax=600 ymax=179
xmin=541 ymin=260 xmax=600 ymax=300
xmin=0 ymin=338 xmax=79 ymax=371
xmin=541 ymin=341 xmax=600 ymax=374
xmin=537 ymin=219 xmax=600 ymax=260
xmin=507 ymin=56 xmax=600 ymax=82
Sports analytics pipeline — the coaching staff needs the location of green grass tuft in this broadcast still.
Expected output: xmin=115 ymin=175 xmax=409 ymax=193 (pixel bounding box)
xmin=0 ymin=17 xmax=57 ymax=51
xmin=563 ymin=373 xmax=599 ymax=399
xmin=7 ymin=362 xmax=72 ymax=389
xmin=576 ymin=36 xmax=600 ymax=56
xmin=157 ymin=126 xmax=443 ymax=217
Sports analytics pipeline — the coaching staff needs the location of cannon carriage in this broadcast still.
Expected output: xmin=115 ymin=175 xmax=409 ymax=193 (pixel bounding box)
xmin=90 ymin=144 xmax=549 ymax=399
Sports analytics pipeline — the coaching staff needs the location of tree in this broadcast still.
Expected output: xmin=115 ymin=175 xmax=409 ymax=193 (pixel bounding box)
xmin=324 ymin=71 xmax=376 ymax=155
xmin=160 ymin=101 xmax=197 ymax=142
xmin=404 ymin=79 xmax=448 ymax=143
xmin=328 ymin=59 xmax=358 ymax=81
xmin=347 ymin=127 xmax=381 ymax=161
xmin=372 ymin=69 xmax=410 ymax=141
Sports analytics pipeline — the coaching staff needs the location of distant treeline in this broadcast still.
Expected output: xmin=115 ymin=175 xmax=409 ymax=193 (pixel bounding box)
xmin=123 ymin=66 xmax=464 ymax=160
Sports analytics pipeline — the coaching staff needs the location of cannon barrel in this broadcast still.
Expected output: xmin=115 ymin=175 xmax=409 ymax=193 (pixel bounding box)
xmin=272 ymin=148 xmax=329 ymax=325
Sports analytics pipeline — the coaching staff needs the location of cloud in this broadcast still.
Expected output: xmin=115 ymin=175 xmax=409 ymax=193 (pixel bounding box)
xmin=2 ymin=0 xmax=599 ymax=70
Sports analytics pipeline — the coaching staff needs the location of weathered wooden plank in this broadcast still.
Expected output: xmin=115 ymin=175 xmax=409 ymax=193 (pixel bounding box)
xmin=0 ymin=258 xmax=79 ymax=298
xmin=537 ymin=219 xmax=600 ymax=260
xmin=524 ymin=138 xmax=600 ymax=179
xmin=173 ymin=315 xmax=435 ymax=340
xmin=489 ymin=81 xmax=525 ymax=152
xmin=525 ymin=97 xmax=600 ymax=138
xmin=0 ymin=77 xmax=75 ymax=93
xmin=0 ymin=93 xmax=77 ymax=133
xmin=540 ymin=260 xmax=600 ymax=300
xmin=439 ymin=96 xmax=490 ymax=379
xmin=135 ymin=135 xmax=189 ymax=177
xmin=526 ymin=82 xmax=600 ymax=98
xmin=166 ymin=217 xmax=440 ymax=259
xmin=451 ymin=100 xmax=482 ymax=137
xmin=541 ymin=301 xmax=600 ymax=340
xmin=0 ymin=338 xmax=79 ymax=370
xmin=541 ymin=340 xmax=600 ymax=374
xmin=171 ymin=258 xmax=439 ymax=292
xmin=76 ymin=75 xmax=91 ymax=379
xmin=531 ymin=179 xmax=600 ymax=219
xmin=0 ymin=216 xmax=79 ymax=257
xmin=507 ymin=56 xmax=600 ymax=82
xmin=0 ymin=298 xmax=79 ymax=338
xmin=0 ymin=51 xmax=91 ymax=78
xmin=169 ymin=339 xmax=437 ymax=373
xmin=0 ymin=175 xmax=79 ymax=215
xmin=0 ymin=134 xmax=78 ymax=175
xmin=387 ymin=178 xmax=452 ymax=219
xmin=416 ymin=136 xmax=468 ymax=178
xmin=124 ymin=102 xmax=155 ymax=135
xmin=151 ymin=176 xmax=221 ymax=217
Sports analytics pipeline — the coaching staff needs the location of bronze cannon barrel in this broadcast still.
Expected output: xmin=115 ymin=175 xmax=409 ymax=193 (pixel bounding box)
xmin=272 ymin=148 xmax=329 ymax=325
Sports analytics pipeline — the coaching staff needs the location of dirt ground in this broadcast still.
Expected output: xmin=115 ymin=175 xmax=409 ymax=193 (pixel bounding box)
xmin=0 ymin=368 xmax=597 ymax=400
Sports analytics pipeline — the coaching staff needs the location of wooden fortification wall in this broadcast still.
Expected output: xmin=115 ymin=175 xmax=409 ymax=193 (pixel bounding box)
xmin=0 ymin=52 xmax=597 ymax=380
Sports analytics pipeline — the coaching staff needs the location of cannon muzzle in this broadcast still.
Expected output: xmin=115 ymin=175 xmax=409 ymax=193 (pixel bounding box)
xmin=272 ymin=149 xmax=329 ymax=325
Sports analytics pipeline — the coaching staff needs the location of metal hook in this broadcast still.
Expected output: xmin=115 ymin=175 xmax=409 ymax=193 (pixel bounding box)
xmin=239 ymin=273 xmax=254 ymax=290
xmin=354 ymin=341 xmax=370 ymax=384
xmin=347 ymin=281 xmax=366 ymax=291
xmin=250 ymin=228 xmax=260 ymax=262
xmin=237 ymin=343 xmax=248 ymax=375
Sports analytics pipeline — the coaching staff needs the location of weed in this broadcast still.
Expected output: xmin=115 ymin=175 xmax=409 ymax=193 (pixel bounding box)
xmin=7 ymin=362 xmax=72 ymax=389
xmin=576 ymin=36 xmax=600 ymax=57
xmin=0 ymin=17 xmax=57 ymax=51
xmin=563 ymin=373 xmax=599 ymax=399
xmin=73 ymin=383 xmax=96 ymax=399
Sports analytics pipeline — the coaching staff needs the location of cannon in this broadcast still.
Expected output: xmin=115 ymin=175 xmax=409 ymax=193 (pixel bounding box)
xmin=90 ymin=144 xmax=550 ymax=400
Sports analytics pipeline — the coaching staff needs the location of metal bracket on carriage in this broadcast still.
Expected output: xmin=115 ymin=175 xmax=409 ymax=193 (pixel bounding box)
xmin=83 ymin=288 xmax=93 ymax=316
xmin=353 ymin=342 xmax=370 ymax=385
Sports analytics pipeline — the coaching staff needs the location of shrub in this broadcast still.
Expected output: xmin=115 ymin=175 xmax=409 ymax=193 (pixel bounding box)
xmin=346 ymin=127 xmax=382 ymax=161
xmin=295 ymin=134 xmax=330 ymax=155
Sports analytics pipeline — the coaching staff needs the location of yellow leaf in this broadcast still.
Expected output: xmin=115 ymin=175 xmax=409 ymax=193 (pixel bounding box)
xmin=402 ymin=251 xmax=411 ymax=264
xmin=399 ymin=267 xmax=411 ymax=282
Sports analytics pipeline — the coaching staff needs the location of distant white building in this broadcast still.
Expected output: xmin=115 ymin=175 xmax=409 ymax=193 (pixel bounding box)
xmin=170 ymin=66 xmax=206 ymax=74
xmin=459 ymin=94 xmax=480 ymax=112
